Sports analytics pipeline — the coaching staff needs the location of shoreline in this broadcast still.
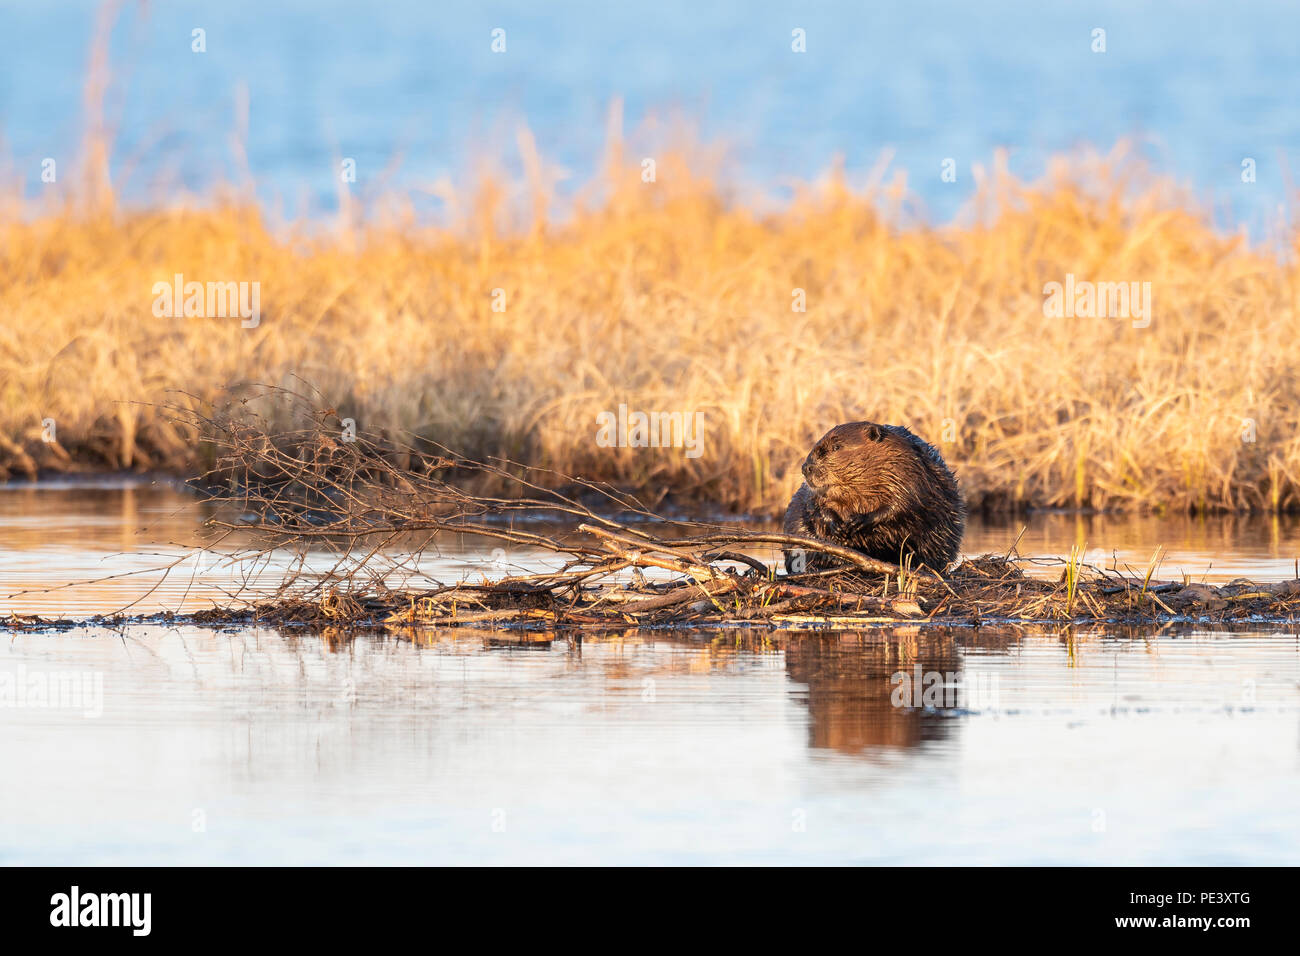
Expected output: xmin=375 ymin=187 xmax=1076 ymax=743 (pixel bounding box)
xmin=6 ymin=468 xmax=1300 ymax=520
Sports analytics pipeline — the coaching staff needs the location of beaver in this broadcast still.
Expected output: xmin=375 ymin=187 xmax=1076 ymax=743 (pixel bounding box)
xmin=783 ymin=422 xmax=964 ymax=573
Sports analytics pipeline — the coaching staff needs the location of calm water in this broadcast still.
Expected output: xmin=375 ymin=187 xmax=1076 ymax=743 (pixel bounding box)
xmin=4 ymin=481 xmax=1300 ymax=616
xmin=2 ymin=624 xmax=1298 ymax=865
xmin=3 ymin=0 xmax=1297 ymax=232
xmin=1 ymin=481 xmax=1299 ymax=864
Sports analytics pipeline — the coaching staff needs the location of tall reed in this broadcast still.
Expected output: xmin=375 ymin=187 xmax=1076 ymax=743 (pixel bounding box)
xmin=1 ymin=10 xmax=1297 ymax=514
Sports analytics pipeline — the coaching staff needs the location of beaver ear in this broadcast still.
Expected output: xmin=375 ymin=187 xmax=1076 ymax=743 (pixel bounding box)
xmin=864 ymin=424 xmax=884 ymax=442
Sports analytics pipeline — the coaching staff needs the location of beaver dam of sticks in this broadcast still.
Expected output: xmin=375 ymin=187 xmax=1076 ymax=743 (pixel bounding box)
xmin=33 ymin=389 xmax=1300 ymax=633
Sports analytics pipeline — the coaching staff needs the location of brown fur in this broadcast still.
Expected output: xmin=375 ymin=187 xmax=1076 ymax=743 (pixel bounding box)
xmin=783 ymin=422 xmax=965 ymax=572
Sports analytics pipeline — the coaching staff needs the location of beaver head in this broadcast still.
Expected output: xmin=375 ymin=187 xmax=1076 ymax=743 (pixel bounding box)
xmin=800 ymin=421 xmax=919 ymax=524
xmin=786 ymin=420 xmax=964 ymax=572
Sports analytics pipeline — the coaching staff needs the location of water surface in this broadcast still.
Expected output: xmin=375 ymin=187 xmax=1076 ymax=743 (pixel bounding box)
xmin=2 ymin=481 xmax=1298 ymax=865
xmin=2 ymin=624 xmax=1296 ymax=865
xmin=3 ymin=0 xmax=1295 ymax=233
xmin=4 ymin=480 xmax=1299 ymax=616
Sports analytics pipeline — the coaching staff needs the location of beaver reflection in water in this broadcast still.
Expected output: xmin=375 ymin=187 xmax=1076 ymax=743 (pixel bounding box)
xmin=783 ymin=422 xmax=964 ymax=573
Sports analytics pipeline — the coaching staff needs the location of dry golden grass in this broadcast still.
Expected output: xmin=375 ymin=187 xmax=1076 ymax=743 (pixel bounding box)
xmin=1 ymin=136 xmax=1298 ymax=514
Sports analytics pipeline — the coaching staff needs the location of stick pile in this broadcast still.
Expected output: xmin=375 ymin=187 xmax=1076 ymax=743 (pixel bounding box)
xmin=144 ymin=386 xmax=1300 ymax=630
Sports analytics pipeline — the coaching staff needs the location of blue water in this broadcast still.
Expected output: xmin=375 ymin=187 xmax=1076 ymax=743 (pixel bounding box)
xmin=1 ymin=0 xmax=1296 ymax=231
